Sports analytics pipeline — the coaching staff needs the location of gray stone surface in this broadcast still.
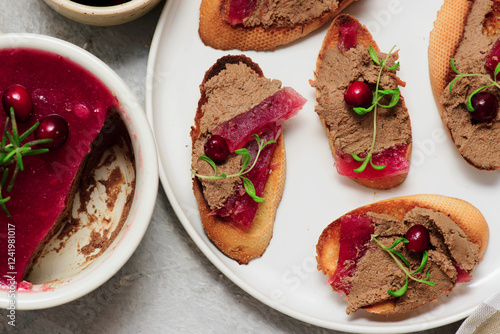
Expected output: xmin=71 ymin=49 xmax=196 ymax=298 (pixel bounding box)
xmin=0 ymin=1 xmax=463 ymax=333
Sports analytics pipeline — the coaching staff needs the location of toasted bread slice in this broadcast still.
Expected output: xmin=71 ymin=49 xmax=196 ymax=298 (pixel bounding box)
xmin=316 ymin=194 xmax=489 ymax=315
xmin=312 ymin=14 xmax=412 ymax=189
xmin=199 ymin=0 xmax=357 ymax=51
xmin=429 ymin=0 xmax=500 ymax=170
xmin=191 ymin=55 xmax=287 ymax=264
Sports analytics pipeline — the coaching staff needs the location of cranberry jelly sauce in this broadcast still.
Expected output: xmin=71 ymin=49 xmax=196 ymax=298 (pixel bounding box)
xmin=0 ymin=48 xmax=118 ymax=287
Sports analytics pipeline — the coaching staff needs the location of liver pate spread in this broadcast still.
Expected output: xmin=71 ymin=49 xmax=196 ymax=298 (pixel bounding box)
xmin=242 ymin=0 xmax=339 ymax=29
xmin=313 ymin=45 xmax=411 ymax=157
xmin=440 ymin=0 xmax=500 ymax=169
xmin=192 ymin=62 xmax=281 ymax=210
xmin=342 ymin=208 xmax=480 ymax=315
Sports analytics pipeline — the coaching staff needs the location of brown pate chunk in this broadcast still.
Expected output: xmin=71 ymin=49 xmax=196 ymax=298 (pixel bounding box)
xmin=241 ymin=0 xmax=340 ymax=29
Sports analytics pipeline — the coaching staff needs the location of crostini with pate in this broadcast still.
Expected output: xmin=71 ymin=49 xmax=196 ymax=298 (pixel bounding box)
xmin=191 ymin=55 xmax=306 ymax=264
xmin=316 ymin=194 xmax=488 ymax=315
xmin=311 ymin=14 xmax=412 ymax=189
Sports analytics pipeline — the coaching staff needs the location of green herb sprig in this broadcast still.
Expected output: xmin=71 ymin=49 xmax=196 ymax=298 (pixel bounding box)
xmin=449 ymin=58 xmax=500 ymax=111
xmin=191 ymin=134 xmax=276 ymax=203
xmin=351 ymin=45 xmax=400 ymax=173
xmin=371 ymin=234 xmax=435 ymax=297
xmin=0 ymin=107 xmax=52 ymax=217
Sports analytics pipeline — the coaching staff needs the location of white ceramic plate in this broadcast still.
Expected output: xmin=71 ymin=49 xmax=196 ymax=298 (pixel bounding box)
xmin=146 ymin=1 xmax=500 ymax=332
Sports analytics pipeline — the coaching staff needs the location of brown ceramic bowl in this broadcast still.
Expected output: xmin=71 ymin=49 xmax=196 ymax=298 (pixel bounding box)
xmin=42 ymin=0 xmax=163 ymax=26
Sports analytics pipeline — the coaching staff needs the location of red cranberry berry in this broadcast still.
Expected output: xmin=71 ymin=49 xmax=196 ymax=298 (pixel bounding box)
xmin=405 ymin=224 xmax=430 ymax=253
xmin=344 ymin=81 xmax=373 ymax=108
xmin=35 ymin=115 xmax=69 ymax=149
xmin=470 ymin=91 xmax=498 ymax=122
xmin=2 ymin=84 xmax=33 ymax=122
xmin=204 ymin=135 xmax=230 ymax=163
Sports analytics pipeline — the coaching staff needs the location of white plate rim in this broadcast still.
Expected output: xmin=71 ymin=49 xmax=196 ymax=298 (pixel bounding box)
xmin=145 ymin=1 xmax=498 ymax=332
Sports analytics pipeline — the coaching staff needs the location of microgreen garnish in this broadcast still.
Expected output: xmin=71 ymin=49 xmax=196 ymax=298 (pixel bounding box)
xmin=0 ymin=108 xmax=52 ymax=217
xmin=191 ymin=134 xmax=276 ymax=203
xmin=449 ymin=58 xmax=500 ymax=112
xmin=371 ymin=234 xmax=435 ymax=297
xmin=351 ymin=45 xmax=400 ymax=173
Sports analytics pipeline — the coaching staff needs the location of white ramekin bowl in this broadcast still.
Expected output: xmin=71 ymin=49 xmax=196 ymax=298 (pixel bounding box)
xmin=42 ymin=0 xmax=163 ymax=26
xmin=0 ymin=33 xmax=158 ymax=310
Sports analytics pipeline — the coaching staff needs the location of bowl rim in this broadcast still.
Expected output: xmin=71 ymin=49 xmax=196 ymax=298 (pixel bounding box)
xmin=44 ymin=0 xmax=157 ymax=15
xmin=0 ymin=33 xmax=159 ymax=310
